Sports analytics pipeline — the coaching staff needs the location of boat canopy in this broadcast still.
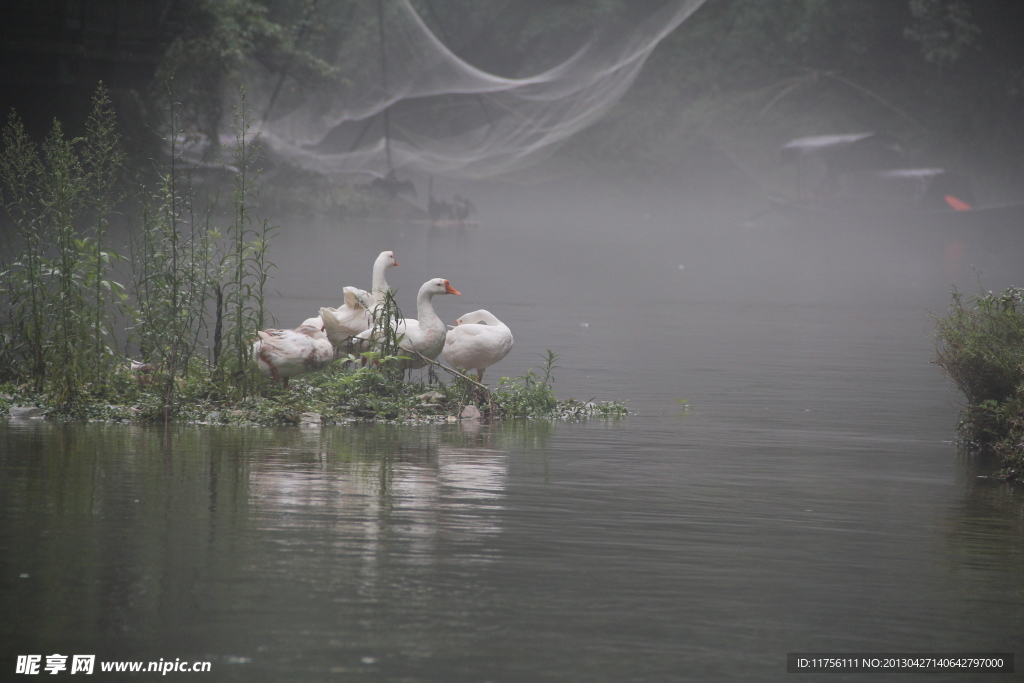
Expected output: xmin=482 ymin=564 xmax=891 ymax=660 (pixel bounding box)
xmin=780 ymin=132 xmax=875 ymax=154
xmin=780 ymin=132 xmax=907 ymax=172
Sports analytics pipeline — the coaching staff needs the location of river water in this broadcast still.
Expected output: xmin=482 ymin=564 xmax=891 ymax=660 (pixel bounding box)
xmin=2 ymin=182 xmax=1023 ymax=681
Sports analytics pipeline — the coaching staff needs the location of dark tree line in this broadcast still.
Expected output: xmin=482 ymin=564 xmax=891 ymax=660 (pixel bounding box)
xmin=2 ymin=1 xmax=1022 ymax=185
xmin=611 ymin=1 xmax=1024 ymax=187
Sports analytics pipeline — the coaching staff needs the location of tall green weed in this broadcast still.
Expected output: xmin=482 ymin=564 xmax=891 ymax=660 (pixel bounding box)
xmin=0 ymin=84 xmax=125 ymax=402
xmin=125 ymin=88 xmax=217 ymax=419
xmin=123 ymin=84 xmax=277 ymax=415
xmin=218 ymin=88 xmax=277 ymax=395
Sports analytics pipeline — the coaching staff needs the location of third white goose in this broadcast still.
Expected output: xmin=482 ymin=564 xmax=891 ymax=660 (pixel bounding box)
xmin=443 ymin=309 xmax=513 ymax=382
xmin=253 ymin=317 xmax=334 ymax=389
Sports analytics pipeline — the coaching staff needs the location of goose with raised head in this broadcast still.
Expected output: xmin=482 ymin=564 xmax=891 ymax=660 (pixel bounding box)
xmin=319 ymin=250 xmax=399 ymax=347
xmin=253 ymin=317 xmax=334 ymax=389
xmin=356 ymin=278 xmax=461 ymax=368
xmin=443 ymin=310 xmax=513 ymax=382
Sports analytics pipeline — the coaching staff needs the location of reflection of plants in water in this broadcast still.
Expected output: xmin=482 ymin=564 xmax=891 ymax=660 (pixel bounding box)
xmin=0 ymin=417 xmax=560 ymax=607
xmin=1 ymin=418 xmax=554 ymax=575
xmin=255 ymin=420 xmax=558 ymax=499
xmin=943 ymin=468 xmax=1024 ymax=597
xmin=435 ymin=417 xmax=555 ymax=454
xmin=3 ymin=422 xmax=262 ymax=543
xmin=674 ymin=398 xmax=692 ymax=417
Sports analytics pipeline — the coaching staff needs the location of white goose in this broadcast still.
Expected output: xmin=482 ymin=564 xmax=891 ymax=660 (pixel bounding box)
xmin=319 ymin=250 xmax=399 ymax=347
xmin=253 ymin=317 xmax=334 ymax=388
xmin=356 ymin=278 xmax=461 ymax=368
xmin=443 ymin=310 xmax=513 ymax=382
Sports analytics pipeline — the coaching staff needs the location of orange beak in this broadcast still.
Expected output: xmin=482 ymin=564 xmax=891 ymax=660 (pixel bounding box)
xmin=393 ymin=259 xmax=400 ymax=267
xmin=444 ymin=280 xmax=461 ymax=295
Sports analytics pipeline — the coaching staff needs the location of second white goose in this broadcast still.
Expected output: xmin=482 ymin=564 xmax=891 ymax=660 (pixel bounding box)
xmin=253 ymin=317 xmax=335 ymax=389
xmin=356 ymin=278 xmax=461 ymax=368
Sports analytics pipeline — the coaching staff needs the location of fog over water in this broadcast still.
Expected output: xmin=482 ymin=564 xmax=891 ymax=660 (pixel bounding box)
xmin=269 ymin=162 xmax=1024 ymax=410
xmin=3 ymin=163 xmax=1024 ymax=681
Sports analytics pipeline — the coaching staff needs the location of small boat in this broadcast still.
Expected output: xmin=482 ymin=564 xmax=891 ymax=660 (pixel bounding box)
xmin=766 ymin=132 xmax=1024 ymax=230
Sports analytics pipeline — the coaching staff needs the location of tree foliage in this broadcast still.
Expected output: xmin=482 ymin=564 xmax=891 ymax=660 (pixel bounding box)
xmin=157 ymin=0 xmax=337 ymax=147
xmin=562 ymin=0 xmax=1024 ymax=188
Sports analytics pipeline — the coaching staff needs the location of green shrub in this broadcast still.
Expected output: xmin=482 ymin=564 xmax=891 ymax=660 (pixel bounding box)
xmin=935 ymin=286 xmax=1024 ymax=472
xmin=0 ymin=84 xmax=125 ymax=400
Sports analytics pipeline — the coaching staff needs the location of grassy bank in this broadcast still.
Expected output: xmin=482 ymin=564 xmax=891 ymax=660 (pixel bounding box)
xmin=0 ymin=352 xmax=626 ymax=427
xmin=935 ymin=286 xmax=1024 ymax=477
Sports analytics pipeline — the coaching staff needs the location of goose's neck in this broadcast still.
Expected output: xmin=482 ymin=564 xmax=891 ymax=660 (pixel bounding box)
xmin=479 ymin=313 xmax=501 ymax=326
xmin=416 ymin=288 xmax=441 ymax=328
xmin=371 ymin=258 xmax=390 ymax=300
xmin=469 ymin=312 xmax=505 ymax=329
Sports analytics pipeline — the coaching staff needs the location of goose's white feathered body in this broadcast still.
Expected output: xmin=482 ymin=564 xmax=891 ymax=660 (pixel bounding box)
xmin=319 ymin=287 xmax=374 ymax=346
xmin=443 ymin=310 xmax=513 ymax=381
xmin=356 ymin=278 xmax=461 ymax=369
xmin=253 ymin=317 xmax=334 ymax=387
xmin=319 ymin=250 xmax=398 ymax=347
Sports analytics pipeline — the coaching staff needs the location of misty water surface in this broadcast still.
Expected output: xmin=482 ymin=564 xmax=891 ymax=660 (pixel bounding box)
xmin=2 ymin=179 xmax=1023 ymax=681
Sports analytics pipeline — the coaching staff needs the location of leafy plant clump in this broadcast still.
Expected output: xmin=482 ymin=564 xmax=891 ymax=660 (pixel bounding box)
xmin=0 ymin=84 xmax=281 ymax=414
xmin=934 ymin=286 xmax=1024 ymax=475
xmin=0 ymin=84 xmax=124 ymax=400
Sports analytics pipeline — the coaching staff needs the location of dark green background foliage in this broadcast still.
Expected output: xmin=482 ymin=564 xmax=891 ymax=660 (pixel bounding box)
xmin=601 ymin=1 xmax=1024 ymax=190
xmin=2 ymin=1 xmax=1022 ymax=186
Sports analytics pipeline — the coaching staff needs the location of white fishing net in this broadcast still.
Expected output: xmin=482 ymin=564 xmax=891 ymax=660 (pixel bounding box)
xmin=248 ymin=0 xmax=707 ymax=179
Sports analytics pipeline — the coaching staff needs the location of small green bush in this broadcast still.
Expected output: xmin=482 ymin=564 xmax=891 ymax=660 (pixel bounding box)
xmin=935 ymin=286 xmax=1024 ymax=473
xmin=0 ymin=84 xmax=124 ymax=398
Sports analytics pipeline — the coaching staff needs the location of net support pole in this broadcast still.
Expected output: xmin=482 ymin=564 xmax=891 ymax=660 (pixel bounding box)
xmin=377 ymin=0 xmax=393 ymax=171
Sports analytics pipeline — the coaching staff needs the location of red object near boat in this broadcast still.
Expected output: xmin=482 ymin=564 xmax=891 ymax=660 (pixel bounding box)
xmin=763 ymin=132 xmax=1024 ymax=228
xmin=945 ymin=195 xmax=972 ymax=211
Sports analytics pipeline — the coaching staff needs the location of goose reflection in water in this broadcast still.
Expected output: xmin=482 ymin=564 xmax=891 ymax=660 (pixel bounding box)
xmin=249 ymin=425 xmax=511 ymax=558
